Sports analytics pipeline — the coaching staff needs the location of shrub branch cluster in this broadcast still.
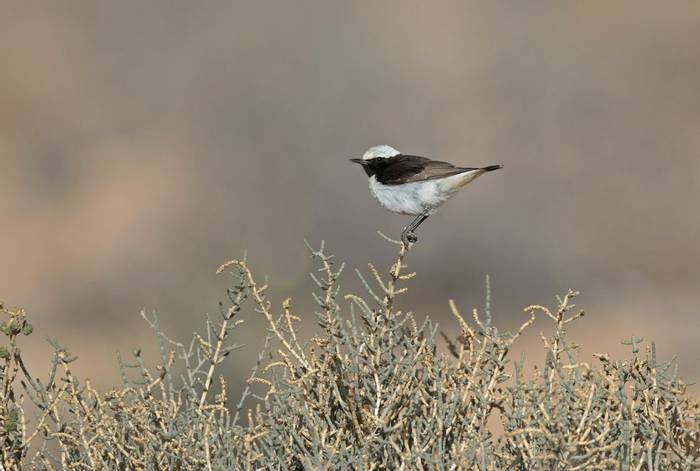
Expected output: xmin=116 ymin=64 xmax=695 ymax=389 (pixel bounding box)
xmin=1 ymin=238 xmax=698 ymax=469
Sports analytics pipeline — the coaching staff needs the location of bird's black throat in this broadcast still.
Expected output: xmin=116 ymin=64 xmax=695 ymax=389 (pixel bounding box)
xmin=360 ymin=155 xmax=420 ymax=182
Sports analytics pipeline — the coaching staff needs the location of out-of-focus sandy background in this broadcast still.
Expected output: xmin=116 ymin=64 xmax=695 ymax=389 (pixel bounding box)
xmin=2 ymin=2 xmax=699 ymax=392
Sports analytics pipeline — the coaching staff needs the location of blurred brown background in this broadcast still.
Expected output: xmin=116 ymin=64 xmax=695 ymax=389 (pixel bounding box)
xmin=2 ymin=2 xmax=699 ymax=391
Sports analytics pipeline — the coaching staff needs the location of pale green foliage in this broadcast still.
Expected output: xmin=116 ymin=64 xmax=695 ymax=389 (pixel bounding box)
xmin=1 ymin=239 xmax=698 ymax=470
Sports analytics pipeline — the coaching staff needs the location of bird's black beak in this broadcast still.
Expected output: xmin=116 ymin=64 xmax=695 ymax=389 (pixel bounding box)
xmin=349 ymin=158 xmax=364 ymax=165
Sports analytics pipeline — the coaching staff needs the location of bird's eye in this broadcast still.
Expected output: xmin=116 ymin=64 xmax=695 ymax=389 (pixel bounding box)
xmin=375 ymin=157 xmax=384 ymax=162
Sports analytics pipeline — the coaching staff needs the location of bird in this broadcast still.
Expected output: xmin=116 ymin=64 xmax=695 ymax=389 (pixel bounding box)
xmin=350 ymin=145 xmax=502 ymax=245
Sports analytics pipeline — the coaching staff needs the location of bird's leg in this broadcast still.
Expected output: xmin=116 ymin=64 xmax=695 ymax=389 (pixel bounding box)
xmin=401 ymin=212 xmax=430 ymax=245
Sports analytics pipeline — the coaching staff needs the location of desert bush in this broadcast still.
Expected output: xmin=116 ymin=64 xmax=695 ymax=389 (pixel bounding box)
xmin=1 ymin=237 xmax=698 ymax=470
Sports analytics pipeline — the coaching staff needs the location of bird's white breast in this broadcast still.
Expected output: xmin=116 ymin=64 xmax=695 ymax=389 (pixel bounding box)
xmin=367 ymin=171 xmax=481 ymax=216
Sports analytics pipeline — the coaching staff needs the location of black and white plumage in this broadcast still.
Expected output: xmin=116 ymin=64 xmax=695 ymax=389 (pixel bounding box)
xmin=350 ymin=145 xmax=502 ymax=244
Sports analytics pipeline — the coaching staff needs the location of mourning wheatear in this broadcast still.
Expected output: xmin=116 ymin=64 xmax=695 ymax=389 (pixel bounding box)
xmin=350 ymin=145 xmax=502 ymax=244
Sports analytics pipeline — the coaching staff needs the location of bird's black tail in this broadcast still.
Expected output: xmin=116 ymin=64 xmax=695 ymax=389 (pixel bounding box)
xmin=481 ymin=164 xmax=503 ymax=172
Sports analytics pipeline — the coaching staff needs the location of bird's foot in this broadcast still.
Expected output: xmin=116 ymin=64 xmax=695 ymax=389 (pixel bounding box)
xmin=401 ymin=230 xmax=418 ymax=245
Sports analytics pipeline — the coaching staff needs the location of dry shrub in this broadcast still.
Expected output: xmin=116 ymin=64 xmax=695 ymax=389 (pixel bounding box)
xmin=1 ymin=237 xmax=699 ymax=469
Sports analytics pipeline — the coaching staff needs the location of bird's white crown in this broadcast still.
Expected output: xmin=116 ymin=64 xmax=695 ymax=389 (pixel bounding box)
xmin=362 ymin=145 xmax=401 ymax=160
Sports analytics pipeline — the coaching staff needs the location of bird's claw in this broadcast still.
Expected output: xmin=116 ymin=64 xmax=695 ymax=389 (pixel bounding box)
xmin=401 ymin=231 xmax=418 ymax=245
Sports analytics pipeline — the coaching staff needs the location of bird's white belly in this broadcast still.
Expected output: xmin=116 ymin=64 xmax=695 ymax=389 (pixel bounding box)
xmin=368 ymin=173 xmax=479 ymax=216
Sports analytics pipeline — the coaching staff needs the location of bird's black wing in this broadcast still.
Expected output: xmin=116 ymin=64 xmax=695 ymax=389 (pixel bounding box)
xmin=376 ymin=155 xmax=478 ymax=185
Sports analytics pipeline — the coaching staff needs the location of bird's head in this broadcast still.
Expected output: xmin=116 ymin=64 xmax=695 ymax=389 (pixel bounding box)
xmin=350 ymin=145 xmax=400 ymax=176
